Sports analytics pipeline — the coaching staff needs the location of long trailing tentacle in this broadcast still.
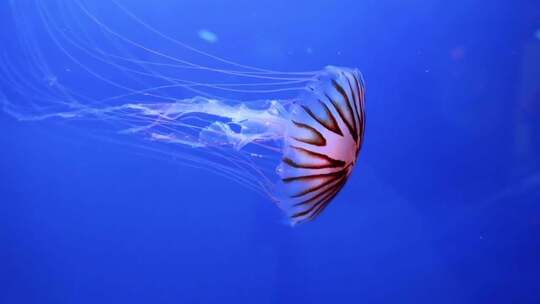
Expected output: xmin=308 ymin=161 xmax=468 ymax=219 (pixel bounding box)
xmin=0 ymin=1 xmax=366 ymax=225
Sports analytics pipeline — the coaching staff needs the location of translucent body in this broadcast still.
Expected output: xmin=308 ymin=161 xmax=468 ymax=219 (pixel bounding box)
xmin=0 ymin=0 xmax=366 ymax=224
xmin=279 ymin=67 xmax=366 ymax=223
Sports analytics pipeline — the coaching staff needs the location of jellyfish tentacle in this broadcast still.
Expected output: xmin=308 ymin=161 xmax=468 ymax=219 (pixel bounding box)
xmin=110 ymin=0 xmax=318 ymax=76
xmin=1 ymin=1 xmax=367 ymax=225
xmin=73 ymin=0 xmax=315 ymax=82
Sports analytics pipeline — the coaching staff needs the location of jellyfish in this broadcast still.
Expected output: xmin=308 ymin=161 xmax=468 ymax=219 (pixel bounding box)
xmin=0 ymin=0 xmax=366 ymax=224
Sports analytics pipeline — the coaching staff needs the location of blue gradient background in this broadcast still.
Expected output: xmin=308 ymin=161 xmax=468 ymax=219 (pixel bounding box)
xmin=1 ymin=0 xmax=539 ymax=303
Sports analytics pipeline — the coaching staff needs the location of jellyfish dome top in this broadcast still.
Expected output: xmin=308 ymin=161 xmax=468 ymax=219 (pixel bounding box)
xmin=279 ymin=66 xmax=366 ymax=223
xmin=0 ymin=0 xmax=366 ymax=225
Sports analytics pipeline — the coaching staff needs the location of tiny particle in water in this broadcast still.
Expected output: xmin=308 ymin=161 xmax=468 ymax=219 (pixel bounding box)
xmin=198 ymin=29 xmax=218 ymax=43
xmin=535 ymin=29 xmax=540 ymax=41
xmin=306 ymin=47 xmax=313 ymax=54
xmin=46 ymin=75 xmax=58 ymax=86
xmin=450 ymin=46 xmax=466 ymax=61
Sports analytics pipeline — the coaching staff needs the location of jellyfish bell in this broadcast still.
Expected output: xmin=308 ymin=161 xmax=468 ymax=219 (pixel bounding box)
xmin=278 ymin=66 xmax=365 ymax=224
xmin=0 ymin=1 xmax=366 ymax=225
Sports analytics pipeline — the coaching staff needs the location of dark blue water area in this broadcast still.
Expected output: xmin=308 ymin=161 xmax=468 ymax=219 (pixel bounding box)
xmin=1 ymin=0 xmax=540 ymax=303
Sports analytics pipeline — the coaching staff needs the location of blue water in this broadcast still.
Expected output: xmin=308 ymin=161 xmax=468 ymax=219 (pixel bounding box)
xmin=1 ymin=1 xmax=539 ymax=303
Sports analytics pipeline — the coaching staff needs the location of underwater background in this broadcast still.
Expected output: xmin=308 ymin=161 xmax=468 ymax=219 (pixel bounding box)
xmin=1 ymin=0 xmax=539 ymax=303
